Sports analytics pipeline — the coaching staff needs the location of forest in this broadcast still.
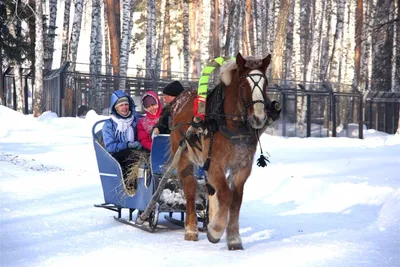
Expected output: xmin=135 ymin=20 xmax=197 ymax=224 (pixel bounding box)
xmin=0 ymin=0 xmax=398 ymax=118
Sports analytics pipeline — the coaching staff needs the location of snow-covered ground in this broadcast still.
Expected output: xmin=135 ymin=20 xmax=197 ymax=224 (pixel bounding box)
xmin=1 ymin=105 xmax=399 ymax=267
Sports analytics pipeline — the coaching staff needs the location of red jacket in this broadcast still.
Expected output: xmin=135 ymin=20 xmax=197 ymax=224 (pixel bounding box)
xmin=137 ymin=91 xmax=163 ymax=151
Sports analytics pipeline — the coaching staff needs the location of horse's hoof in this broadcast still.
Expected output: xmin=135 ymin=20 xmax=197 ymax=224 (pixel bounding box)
xmin=184 ymin=232 xmax=199 ymax=241
xmin=207 ymin=231 xmax=221 ymax=244
xmin=228 ymin=243 xmax=244 ymax=250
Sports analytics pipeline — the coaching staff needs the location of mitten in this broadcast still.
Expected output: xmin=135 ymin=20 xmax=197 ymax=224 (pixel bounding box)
xmin=128 ymin=141 xmax=142 ymax=150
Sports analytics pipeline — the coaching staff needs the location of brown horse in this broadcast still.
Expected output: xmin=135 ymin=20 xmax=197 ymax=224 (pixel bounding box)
xmin=169 ymin=52 xmax=274 ymax=250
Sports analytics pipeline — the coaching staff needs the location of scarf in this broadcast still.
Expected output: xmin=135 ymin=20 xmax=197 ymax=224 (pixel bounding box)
xmin=110 ymin=114 xmax=135 ymax=142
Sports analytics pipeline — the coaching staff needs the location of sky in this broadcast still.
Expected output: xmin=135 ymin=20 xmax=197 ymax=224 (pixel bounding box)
xmin=1 ymin=105 xmax=400 ymax=267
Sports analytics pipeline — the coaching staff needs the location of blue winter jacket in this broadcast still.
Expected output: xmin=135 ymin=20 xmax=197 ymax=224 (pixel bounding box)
xmin=102 ymin=90 xmax=139 ymax=154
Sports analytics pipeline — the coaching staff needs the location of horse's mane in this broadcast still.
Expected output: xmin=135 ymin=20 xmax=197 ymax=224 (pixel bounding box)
xmin=220 ymin=56 xmax=264 ymax=86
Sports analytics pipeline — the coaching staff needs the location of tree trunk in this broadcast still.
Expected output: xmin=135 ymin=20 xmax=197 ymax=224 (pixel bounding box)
xmin=209 ymin=0 xmax=219 ymax=60
xmin=0 ymin=50 xmax=4 ymax=105
xmin=182 ymin=0 xmax=189 ymax=80
xmin=163 ymin=0 xmax=171 ymax=78
xmin=60 ymin=0 xmax=71 ymax=65
xmin=189 ymin=0 xmax=197 ymax=77
xmin=155 ymin=0 xmax=167 ymax=79
xmin=119 ymin=0 xmax=135 ymax=90
xmin=272 ymin=0 xmax=291 ymax=81
xmin=33 ymin=0 xmax=44 ymax=117
xmin=306 ymin=0 xmax=325 ymax=82
xmin=68 ymin=0 xmax=83 ymax=68
xmin=195 ymin=0 xmax=204 ymax=78
xmin=328 ymin=0 xmax=344 ymax=83
xmin=225 ymin=0 xmax=240 ymax=56
xmin=44 ymin=0 xmax=57 ymax=70
xmin=146 ymin=0 xmax=156 ymax=78
xmin=354 ymin=0 xmax=363 ymax=89
xmin=103 ymin=0 xmax=112 ymax=76
xmin=90 ymin=0 xmax=102 ymax=112
xmin=106 ymin=0 xmax=121 ymax=80
xmin=391 ymin=0 xmax=398 ymax=91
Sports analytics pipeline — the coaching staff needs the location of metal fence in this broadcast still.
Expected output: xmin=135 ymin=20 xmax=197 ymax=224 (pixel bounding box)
xmin=1 ymin=67 xmax=34 ymax=114
xmin=264 ymin=80 xmax=363 ymax=138
xmin=5 ymin=63 xmax=400 ymax=139
xmin=364 ymin=91 xmax=400 ymax=134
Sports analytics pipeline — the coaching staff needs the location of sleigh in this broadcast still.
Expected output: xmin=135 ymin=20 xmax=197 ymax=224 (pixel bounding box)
xmin=92 ymin=119 xmax=208 ymax=232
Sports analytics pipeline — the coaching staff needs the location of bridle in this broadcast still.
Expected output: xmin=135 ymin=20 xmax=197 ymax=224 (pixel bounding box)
xmin=238 ymin=72 xmax=272 ymax=121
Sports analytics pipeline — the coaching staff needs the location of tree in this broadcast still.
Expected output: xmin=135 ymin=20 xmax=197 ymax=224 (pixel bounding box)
xmin=119 ymin=0 xmax=136 ymax=90
xmin=44 ymin=0 xmax=57 ymax=70
xmin=354 ymin=0 xmax=363 ymax=89
xmin=60 ymin=0 xmax=70 ymax=65
xmin=89 ymin=0 xmax=102 ymax=112
xmin=106 ymin=0 xmax=121 ymax=81
xmin=182 ymin=0 xmax=189 ymax=80
xmin=33 ymin=0 xmax=44 ymax=117
xmin=0 ymin=0 xmax=33 ymax=106
xmin=146 ymin=0 xmax=156 ymax=78
xmin=272 ymin=0 xmax=291 ymax=81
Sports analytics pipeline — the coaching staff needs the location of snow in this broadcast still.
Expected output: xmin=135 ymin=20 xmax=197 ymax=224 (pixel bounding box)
xmin=1 ymin=104 xmax=399 ymax=267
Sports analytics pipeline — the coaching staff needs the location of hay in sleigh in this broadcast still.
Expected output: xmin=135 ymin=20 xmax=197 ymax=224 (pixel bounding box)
xmin=123 ymin=150 xmax=150 ymax=196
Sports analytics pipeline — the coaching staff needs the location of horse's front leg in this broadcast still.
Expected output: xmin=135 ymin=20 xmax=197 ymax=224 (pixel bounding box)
xmin=207 ymin=166 xmax=232 ymax=244
xmin=226 ymin=167 xmax=251 ymax=250
xmin=178 ymin=155 xmax=198 ymax=241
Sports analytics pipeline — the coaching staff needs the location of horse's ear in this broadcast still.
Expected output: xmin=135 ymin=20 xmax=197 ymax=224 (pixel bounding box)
xmin=236 ymin=52 xmax=246 ymax=72
xmin=262 ymin=54 xmax=272 ymax=70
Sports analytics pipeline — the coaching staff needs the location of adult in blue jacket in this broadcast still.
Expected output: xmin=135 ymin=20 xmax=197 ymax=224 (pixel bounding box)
xmin=102 ymin=90 xmax=142 ymax=179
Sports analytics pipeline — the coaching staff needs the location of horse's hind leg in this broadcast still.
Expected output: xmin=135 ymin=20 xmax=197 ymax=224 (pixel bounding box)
xmin=178 ymin=155 xmax=199 ymax=241
xmin=207 ymin=166 xmax=232 ymax=244
xmin=226 ymin=167 xmax=251 ymax=250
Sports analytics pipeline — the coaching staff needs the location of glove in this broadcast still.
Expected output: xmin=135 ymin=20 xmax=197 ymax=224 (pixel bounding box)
xmin=151 ymin=128 xmax=160 ymax=139
xmin=128 ymin=141 xmax=142 ymax=150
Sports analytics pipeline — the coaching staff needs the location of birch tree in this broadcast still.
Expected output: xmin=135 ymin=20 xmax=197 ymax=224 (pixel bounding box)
xmin=60 ymin=0 xmax=71 ymax=65
xmin=272 ymin=0 xmax=291 ymax=81
xmin=361 ymin=0 xmax=377 ymax=90
xmin=146 ymin=0 xmax=156 ymax=78
xmin=391 ymin=0 xmax=398 ymax=92
xmin=162 ymin=0 xmax=171 ymax=77
xmin=89 ymin=0 xmax=102 ymax=111
xmin=306 ymin=0 xmax=325 ymax=82
xmin=119 ymin=0 xmax=135 ymax=90
xmin=189 ymin=0 xmax=197 ymax=77
xmin=208 ymin=0 xmax=220 ymax=59
xmin=224 ymin=0 xmax=240 ymax=56
xmin=33 ymin=0 xmax=44 ymax=117
xmin=155 ymin=0 xmax=167 ymax=78
xmin=44 ymin=0 xmax=57 ymax=70
xmin=103 ymin=0 xmax=112 ymax=76
xmin=182 ymin=0 xmax=189 ymax=80
xmin=7 ymin=4 xmax=24 ymax=112
xmin=68 ymin=0 xmax=83 ymax=72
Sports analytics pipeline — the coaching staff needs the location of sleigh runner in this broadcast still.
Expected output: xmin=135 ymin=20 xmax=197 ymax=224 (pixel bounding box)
xmin=92 ymin=119 xmax=208 ymax=232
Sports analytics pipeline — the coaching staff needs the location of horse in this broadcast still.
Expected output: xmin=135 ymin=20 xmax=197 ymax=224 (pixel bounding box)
xmin=168 ymin=52 xmax=275 ymax=250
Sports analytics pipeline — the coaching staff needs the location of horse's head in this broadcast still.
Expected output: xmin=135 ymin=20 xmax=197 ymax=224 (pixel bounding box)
xmin=221 ymin=52 xmax=272 ymax=129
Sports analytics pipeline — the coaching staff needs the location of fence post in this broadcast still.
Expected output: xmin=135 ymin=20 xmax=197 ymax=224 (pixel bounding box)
xmin=12 ymin=70 xmax=17 ymax=111
xmin=332 ymin=94 xmax=337 ymax=137
xmin=306 ymin=94 xmax=311 ymax=137
xmin=24 ymin=72 xmax=30 ymax=114
xmin=59 ymin=62 xmax=70 ymax=117
xmin=359 ymin=96 xmax=363 ymax=139
xmin=281 ymin=92 xmax=287 ymax=137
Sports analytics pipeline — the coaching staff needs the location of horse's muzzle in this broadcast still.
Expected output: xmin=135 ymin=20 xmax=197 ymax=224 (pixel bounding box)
xmin=249 ymin=114 xmax=267 ymax=129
